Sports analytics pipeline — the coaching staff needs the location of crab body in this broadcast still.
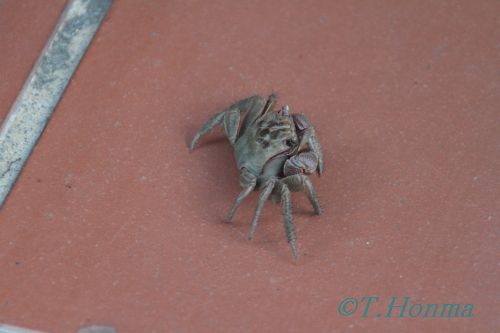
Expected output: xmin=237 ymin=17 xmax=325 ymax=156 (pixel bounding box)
xmin=189 ymin=94 xmax=324 ymax=260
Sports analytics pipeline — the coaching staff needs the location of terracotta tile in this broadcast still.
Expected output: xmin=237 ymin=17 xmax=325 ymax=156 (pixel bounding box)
xmin=0 ymin=1 xmax=498 ymax=332
xmin=0 ymin=0 xmax=67 ymax=123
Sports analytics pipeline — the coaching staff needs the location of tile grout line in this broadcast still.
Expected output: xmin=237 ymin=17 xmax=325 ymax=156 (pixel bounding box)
xmin=0 ymin=0 xmax=112 ymax=208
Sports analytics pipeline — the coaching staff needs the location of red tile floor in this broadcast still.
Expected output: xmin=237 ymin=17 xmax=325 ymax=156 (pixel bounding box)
xmin=0 ymin=1 xmax=499 ymax=332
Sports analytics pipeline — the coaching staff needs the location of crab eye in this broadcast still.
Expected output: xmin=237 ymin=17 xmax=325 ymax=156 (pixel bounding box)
xmin=285 ymin=139 xmax=296 ymax=147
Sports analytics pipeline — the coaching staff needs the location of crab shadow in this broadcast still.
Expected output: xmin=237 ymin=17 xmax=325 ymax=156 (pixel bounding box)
xmin=184 ymin=120 xmax=240 ymax=197
xmin=295 ymin=140 xmax=376 ymax=261
xmin=226 ymin=139 xmax=377 ymax=264
xmin=184 ymin=114 xmax=375 ymax=263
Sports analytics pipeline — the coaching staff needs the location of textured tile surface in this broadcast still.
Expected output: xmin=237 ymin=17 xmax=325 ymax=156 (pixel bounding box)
xmin=0 ymin=0 xmax=112 ymax=207
xmin=0 ymin=1 xmax=499 ymax=332
xmin=0 ymin=0 xmax=66 ymax=122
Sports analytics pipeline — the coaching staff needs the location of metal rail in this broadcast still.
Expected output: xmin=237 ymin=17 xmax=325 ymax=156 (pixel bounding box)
xmin=0 ymin=0 xmax=112 ymax=208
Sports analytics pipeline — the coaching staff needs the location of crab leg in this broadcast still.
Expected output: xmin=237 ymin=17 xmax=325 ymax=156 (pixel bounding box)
xmin=189 ymin=95 xmax=269 ymax=150
xmin=187 ymin=107 xmax=240 ymax=148
xmin=225 ymin=169 xmax=256 ymax=222
xmin=248 ymin=178 xmax=276 ymax=240
xmin=280 ymin=184 xmax=298 ymax=260
xmin=189 ymin=111 xmax=225 ymax=151
xmin=303 ymin=176 xmax=322 ymax=215
xmin=225 ymin=183 xmax=255 ymax=222
xmin=280 ymin=173 xmax=322 ymax=215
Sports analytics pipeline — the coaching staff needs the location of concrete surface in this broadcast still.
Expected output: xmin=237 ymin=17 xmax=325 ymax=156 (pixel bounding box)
xmin=0 ymin=1 xmax=499 ymax=332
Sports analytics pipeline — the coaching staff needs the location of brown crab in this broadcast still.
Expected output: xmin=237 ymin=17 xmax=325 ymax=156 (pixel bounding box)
xmin=189 ymin=94 xmax=324 ymax=260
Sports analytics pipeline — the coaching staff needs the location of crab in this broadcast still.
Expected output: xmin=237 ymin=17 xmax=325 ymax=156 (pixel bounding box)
xmin=189 ymin=94 xmax=324 ymax=260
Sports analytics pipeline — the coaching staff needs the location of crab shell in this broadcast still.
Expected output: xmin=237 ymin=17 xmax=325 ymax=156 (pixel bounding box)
xmin=235 ymin=109 xmax=320 ymax=189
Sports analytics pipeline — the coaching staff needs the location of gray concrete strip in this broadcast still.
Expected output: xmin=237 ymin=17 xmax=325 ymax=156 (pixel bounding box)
xmin=0 ymin=323 xmax=46 ymax=333
xmin=77 ymin=326 xmax=117 ymax=333
xmin=0 ymin=0 xmax=112 ymax=208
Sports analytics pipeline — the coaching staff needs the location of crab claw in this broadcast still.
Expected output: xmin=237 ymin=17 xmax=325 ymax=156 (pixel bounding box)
xmin=292 ymin=114 xmax=324 ymax=176
xmin=283 ymin=151 xmax=318 ymax=176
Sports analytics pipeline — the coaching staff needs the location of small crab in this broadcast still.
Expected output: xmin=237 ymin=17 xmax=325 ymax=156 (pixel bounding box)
xmin=189 ymin=94 xmax=324 ymax=260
